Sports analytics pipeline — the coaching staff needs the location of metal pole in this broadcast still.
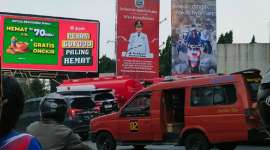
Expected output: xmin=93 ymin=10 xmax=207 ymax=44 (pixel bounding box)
xmin=115 ymin=0 xmax=118 ymax=76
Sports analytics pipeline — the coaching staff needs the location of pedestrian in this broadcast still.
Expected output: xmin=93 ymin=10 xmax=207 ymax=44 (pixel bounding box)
xmin=128 ymin=20 xmax=150 ymax=53
xmin=0 ymin=74 xmax=42 ymax=150
xmin=26 ymin=93 xmax=95 ymax=150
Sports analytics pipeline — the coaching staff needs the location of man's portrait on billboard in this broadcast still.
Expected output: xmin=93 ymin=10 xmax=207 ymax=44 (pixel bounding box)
xmin=127 ymin=20 xmax=150 ymax=54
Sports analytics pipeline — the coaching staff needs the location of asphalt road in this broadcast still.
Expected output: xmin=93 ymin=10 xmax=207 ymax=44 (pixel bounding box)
xmin=83 ymin=138 xmax=270 ymax=150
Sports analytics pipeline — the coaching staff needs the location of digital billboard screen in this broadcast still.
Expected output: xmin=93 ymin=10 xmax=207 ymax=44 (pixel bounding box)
xmin=0 ymin=13 xmax=99 ymax=72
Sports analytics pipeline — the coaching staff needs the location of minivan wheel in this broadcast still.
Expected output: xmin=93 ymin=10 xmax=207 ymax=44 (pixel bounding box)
xmin=96 ymin=132 xmax=116 ymax=150
xmin=185 ymin=133 xmax=210 ymax=150
xmin=79 ymin=132 xmax=89 ymax=140
xmin=132 ymin=145 xmax=146 ymax=149
xmin=216 ymin=142 xmax=238 ymax=150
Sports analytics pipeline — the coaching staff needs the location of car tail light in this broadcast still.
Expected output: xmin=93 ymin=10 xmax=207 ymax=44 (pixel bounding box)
xmin=114 ymin=99 xmax=118 ymax=104
xmin=94 ymin=107 xmax=100 ymax=116
xmin=68 ymin=109 xmax=82 ymax=119
xmin=95 ymin=102 xmax=102 ymax=106
xmin=245 ymin=108 xmax=260 ymax=124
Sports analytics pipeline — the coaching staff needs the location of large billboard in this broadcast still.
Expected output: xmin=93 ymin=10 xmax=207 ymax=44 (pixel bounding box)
xmin=116 ymin=0 xmax=160 ymax=81
xmin=171 ymin=0 xmax=217 ymax=76
xmin=0 ymin=13 xmax=99 ymax=72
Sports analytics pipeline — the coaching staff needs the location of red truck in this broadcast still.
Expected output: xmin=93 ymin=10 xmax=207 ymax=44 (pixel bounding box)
xmin=57 ymin=75 xmax=143 ymax=107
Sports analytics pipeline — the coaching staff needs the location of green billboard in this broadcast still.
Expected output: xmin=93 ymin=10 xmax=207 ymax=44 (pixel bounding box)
xmin=3 ymin=18 xmax=59 ymax=65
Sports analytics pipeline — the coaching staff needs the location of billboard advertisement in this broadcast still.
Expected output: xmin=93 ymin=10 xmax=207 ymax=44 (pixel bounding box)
xmin=0 ymin=13 xmax=99 ymax=72
xmin=171 ymin=0 xmax=217 ymax=76
xmin=116 ymin=0 xmax=160 ymax=81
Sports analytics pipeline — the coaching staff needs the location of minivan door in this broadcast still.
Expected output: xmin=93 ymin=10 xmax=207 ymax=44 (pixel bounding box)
xmin=119 ymin=93 xmax=153 ymax=141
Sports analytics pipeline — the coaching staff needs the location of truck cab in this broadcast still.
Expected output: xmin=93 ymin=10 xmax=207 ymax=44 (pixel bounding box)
xmin=90 ymin=69 xmax=268 ymax=150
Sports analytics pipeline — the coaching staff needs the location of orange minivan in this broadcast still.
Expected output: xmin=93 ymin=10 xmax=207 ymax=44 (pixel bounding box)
xmin=89 ymin=69 xmax=268 ymax=150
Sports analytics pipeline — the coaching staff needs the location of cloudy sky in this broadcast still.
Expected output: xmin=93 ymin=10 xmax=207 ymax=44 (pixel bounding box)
xmin=0 ymin=0 xmax=269 ymax=59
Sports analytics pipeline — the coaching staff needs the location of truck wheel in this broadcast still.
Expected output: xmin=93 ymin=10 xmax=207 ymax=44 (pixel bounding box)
xmin=132 ymin=145 xmax=146 ymax=149
xmin=185 ymin=133 xmax=210 ymax=150
xmin=79 ymin=132 xmax=89 ymax=140
xmin=96 ymin=132 xmax=116 ymax=150
xmin=216 ymin=142 xmax=238 ymax=150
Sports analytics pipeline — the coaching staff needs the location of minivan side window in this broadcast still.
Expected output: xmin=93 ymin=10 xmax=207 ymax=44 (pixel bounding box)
xmin=191 ymin=84 xmax=237 ymax=107
xmin=191 ymin=86 xmax=213 ymax=107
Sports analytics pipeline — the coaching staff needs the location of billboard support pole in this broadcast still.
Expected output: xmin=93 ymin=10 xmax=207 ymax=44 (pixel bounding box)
xmin=115 ymin=0 xmax=118 ymax=76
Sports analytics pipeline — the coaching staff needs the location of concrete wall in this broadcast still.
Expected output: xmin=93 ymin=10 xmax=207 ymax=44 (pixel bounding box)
xmin=217 ymin=44 xmax=270 ymax=75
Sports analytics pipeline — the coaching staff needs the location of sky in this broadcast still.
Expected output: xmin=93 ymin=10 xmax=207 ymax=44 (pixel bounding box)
xmin=0 ymin=0 xmax=269 ymax=59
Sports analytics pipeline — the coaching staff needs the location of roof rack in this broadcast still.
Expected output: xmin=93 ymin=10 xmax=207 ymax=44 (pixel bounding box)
xmin=230 ymin=68 xmax=261 ymax=75
xmin=163 ymin=74 xmax=221 ymax=82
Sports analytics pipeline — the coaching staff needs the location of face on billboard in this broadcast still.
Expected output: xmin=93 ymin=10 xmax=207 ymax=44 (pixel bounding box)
xmin=136 ymin=27 xmax=142 ymax=33
xmin=0 ymin=14 xmax=99 ymax=72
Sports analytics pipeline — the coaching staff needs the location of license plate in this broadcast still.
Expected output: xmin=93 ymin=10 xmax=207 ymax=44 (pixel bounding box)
xmin=105 ymin=104 xmax=112 ymax=108
xmin=84 ymin=115 xmax=90 ymax=119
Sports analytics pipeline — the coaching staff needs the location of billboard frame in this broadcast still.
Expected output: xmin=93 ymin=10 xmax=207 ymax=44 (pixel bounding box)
xmin=0 ymin=12 xmax=100 ymax=73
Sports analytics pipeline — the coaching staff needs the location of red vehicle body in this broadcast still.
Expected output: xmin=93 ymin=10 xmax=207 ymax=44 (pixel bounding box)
xmin=89 ymin=69 xmax=268 ymax=150
xmin=57 ymin=75 xmax=143 ymax=107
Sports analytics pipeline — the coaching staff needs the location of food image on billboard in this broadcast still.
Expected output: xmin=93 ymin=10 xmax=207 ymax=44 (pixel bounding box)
xmin=117 ymin=0 xmax=160 ymax=81
xmin=3 ymin=18 xmax=59 ymax=65
xmin=0 ymin=14 xmax=99 ymax=72
xmin=171 ymin=0 xmax=217 ymax=76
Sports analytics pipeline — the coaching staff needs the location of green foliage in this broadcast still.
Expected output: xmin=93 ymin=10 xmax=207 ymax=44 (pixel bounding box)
xmin=250 ymin=35 xmax=256 ymax=43
xmin=30 ymin=79 xmax=50 ymax=98
xmin=217 ymin=30 xmax=233 ymax=44
xmin=99 ymin=54 xmax=116 ymax=73
xmin=159 ymin=36 xmax=172 ymax=76
xmin=218 ymin=34 xmax=226 ymax=44
xmin=19 ymin=82 xmax=34 ymax=101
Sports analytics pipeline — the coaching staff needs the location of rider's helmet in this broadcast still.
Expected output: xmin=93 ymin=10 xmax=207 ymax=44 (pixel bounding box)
xmin=206 ymin=18 xmax=211 ymax=23
xmin=191 ymin=28 xmax=197 ymax=32
xmin=40 ymin=93 xmax=67 ymax=123
xmin=257 ymin=73 xmax=270 ymax=134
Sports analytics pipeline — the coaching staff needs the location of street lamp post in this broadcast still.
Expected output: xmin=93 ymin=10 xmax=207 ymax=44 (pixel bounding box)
xmin=123 ymin=45 xmax=142 ymax=75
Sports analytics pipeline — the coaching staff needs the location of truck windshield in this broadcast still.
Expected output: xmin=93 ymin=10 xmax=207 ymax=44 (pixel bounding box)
xmin=245 ymin=77 xmax=262 ymax=103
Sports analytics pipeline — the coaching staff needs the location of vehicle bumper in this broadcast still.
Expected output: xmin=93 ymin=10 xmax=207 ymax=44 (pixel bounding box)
xmin=63 ymin=121 xmax=90 ymax=133
xmin=73 ymin=125 xmax=90 ymax=133
xmin=248 ymin=127 xmax=269 ymax=141
xmin=89 ymin=131 xmax=97 ymax=143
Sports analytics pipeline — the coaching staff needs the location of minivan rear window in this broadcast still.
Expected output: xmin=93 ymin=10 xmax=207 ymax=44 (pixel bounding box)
xmin=94 ymin=93 xmax=115 ymax=101
xmin=245 ymin=77 xmax=262 ymax=103
xmin=70 ymin=97 xmax=96 ymax=109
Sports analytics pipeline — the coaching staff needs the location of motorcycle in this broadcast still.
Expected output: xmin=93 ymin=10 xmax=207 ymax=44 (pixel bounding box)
xmin=187 ymin=45 xmax=201 ymax=74
xmin=199 ymin=30 xmax=213 ymax=55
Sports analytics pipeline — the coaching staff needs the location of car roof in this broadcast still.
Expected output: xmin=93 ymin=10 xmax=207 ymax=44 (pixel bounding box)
xmin=25 ymin=97 xmax=43 ymax=103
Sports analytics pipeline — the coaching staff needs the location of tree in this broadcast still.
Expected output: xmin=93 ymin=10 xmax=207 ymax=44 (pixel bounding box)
xmin=218 ymin=34 xmax=226 ymax=44
xmin=217 ymin=30 xmax=233 ymax=44
xmin=99 ymin=54 xmax=116 ymax=73
xmin=159 ymin=36 xmax=171 ymax=76
xmin=30 ymin=79 xmax=50 ymax=98
xmin=19 ymin=82 xmax=34 ymax=101
xmin=228 ymin=30 xmax=233 ymax=43
xmin=250 ymin=35 xmax=256 ymax=43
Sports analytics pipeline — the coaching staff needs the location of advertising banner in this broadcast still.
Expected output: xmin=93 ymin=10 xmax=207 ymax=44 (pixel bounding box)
xmin=0 ymin=14 xmax=99 ymax=72
xmin=171 ymin=0 xmax=217 ymax=76
xmin=117 ymin=0 xmax=160 ymax=81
